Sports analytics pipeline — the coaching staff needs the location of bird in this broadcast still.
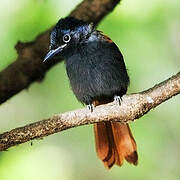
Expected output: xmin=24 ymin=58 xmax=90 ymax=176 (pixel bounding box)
xmin=44 ymin=17 xmax=138 ymax=169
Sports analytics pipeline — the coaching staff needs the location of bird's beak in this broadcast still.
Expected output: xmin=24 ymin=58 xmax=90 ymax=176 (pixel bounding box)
xmin=43 ymin=44 xmax=67 ymax=62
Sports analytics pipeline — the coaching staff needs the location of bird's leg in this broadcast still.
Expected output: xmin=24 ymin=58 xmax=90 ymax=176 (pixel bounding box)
xmin=114 ymin=95 xmax=122 ymax=106
xmin=87 ymin=104 xmax=95 ymax=112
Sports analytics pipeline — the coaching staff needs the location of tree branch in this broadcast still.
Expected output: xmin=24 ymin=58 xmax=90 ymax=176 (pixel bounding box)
xmin=0 ymin=0 xmax=120 ymax=105
xmin=0 ymin=72 xmax=179 ymax=151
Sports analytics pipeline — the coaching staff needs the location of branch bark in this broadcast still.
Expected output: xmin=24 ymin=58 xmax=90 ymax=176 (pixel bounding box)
xmin=0 ymin=0 xmax=120 ymax=105
xmin=0 ymin=72 xmax=179 ymax=151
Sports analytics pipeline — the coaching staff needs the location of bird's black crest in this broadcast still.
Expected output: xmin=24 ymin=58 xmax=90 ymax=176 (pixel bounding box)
xmin=49 ymin=17 xmax=93 ymax=50
xmin=55 ymin=17 xmax=89 ymax=32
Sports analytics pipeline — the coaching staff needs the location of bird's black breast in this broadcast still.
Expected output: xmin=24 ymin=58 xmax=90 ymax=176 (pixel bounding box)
xmin=65 ymin=38 xmax=129 ymax=105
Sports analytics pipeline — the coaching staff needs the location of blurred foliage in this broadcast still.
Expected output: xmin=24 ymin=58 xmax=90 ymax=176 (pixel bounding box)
xmin=0 ymin=0 xmax=180 ymax=179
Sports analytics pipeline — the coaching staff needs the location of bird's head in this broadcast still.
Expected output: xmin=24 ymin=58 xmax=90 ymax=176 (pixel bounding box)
xmin=44 ymin=17 xmax=94 ymax=62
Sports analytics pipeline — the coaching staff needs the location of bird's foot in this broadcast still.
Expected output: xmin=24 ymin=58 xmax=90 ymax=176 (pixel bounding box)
xmin=114 ymin=95 xmax=122 ymax=106
xmin=87 ymin=104 xmax=95 ymax=112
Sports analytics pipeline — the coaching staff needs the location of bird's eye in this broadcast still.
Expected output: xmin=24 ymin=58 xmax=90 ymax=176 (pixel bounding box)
xmin=63 ymin=34 xmax=71 ymax=43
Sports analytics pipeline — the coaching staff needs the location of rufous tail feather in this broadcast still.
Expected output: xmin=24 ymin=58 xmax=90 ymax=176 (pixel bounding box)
xmin=94 ymin=122 xmax=138 ymax=169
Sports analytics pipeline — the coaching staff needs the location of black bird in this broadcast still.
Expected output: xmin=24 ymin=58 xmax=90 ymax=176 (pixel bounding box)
xmin=44 ymin=17 xmax=138 ymax=169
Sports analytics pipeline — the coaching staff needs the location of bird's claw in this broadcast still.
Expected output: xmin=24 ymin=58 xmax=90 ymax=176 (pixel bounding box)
xmin=114 ymin=95 xmax=122 ymax=106
xmin=87 ymin=104 xmax=95 ymax=112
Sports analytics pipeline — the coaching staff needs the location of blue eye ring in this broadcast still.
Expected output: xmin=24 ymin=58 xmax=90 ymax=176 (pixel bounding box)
xmin=63 ymin=34 xmax=71 ymax=43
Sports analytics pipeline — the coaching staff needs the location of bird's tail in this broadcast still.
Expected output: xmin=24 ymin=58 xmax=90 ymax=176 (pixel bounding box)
xmin=94 ymin=122 xmax=138 ymax=169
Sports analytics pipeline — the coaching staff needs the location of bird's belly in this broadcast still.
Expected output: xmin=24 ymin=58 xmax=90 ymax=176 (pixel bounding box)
xmin=66 ymin=61 xmax=126 ymax=105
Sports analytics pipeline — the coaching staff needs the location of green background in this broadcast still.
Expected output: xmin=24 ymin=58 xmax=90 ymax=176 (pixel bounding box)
xmin=0 ymin=0 xmax=180 ymax=179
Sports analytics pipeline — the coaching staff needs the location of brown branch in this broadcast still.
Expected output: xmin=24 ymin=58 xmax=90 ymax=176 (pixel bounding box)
xmin=0 ymin=72 xmax=179 ymax=151
xmin=0 ymin=0 xmax=120 ymax=105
